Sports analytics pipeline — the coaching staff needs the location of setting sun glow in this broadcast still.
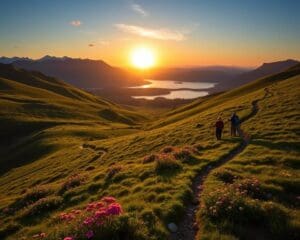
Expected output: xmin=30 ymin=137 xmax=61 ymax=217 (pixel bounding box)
xmin=131 ymin=47 xmax=155 ymax=69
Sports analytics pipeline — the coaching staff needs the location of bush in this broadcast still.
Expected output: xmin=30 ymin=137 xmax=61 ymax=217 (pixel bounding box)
xmin=8 ymin=186 xmax=52 ymax=213
xmin=59 ymin=174 xmax=86 ymax=194
xmin=163 ymin=201 xmax=185 ymax=222
xmin=213 ymin=169 xmax=239 ymax=184
xmin=161 ymin=146 xmax=175 ymax=154
xmin=155 ymin=155 xmax=182 ymax=174
xmin=48 ymin=197 xmax=148 ymax=240
xmin=19 ymin=196 xmax=63 ymax=219
xmin=173 ymin=147 xmax=198 ymax=164
xmin=233 ymin=178 xmax=265 ymax=199
xmin=201 ymin=185 xmax=257 ymax=223
xmin=200 ymin=181 xmax=291 ymax=238
xmin=142 ymin=154 xmax=157 ymax=164
xmin=106 ymin=166 xmax=122 ymax=180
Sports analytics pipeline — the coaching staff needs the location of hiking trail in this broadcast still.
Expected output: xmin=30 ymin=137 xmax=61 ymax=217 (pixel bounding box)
xmin=170 ymin=89 xmax=270 ymax=240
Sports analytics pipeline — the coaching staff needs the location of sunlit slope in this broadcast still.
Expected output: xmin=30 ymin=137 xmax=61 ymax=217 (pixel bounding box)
xmin=197 ymin=71 xmax=300 ymax=239
xmin=0 ymin=64 xmax=145 ymax=140
xmin=0 ymin=65 xmax=299 ymax=239
xmin=150 ymin=63 xmax=300 ymax=129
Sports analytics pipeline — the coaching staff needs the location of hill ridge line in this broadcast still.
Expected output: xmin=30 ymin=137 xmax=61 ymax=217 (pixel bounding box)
xmin=170 ymin=89 xmax=270 ymax=240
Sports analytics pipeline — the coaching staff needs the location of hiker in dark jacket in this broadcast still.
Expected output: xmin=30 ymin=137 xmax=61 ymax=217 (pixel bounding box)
xmin=215 ymin=117 xmax=224 ymax=140
xmin=230 ymin=112 xmax=240 ymax=136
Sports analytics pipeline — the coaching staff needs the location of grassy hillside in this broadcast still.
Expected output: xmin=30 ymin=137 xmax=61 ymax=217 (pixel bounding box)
xmin=0 ymin=64 xmax=299 ymax=240
xmin=0 ymin=64 xmax=146 ymax=172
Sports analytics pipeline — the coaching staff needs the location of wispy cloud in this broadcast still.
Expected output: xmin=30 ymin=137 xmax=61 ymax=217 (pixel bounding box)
xmin=131 ymin=3 xmax=148 ymax=16
xmin=70 ymin=20 xmax=82 ymax=27
xmin=115 ymin=24 xmax=185 ymax=41
xmin=99 ymin=40 xmax=110 ymax=46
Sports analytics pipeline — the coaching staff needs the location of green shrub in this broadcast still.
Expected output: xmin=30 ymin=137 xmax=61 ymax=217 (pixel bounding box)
xmin=19 ymin=196 xmax=63 ymax=219
xmin=173 ymin=146 xmax=198 ymax=164
xmin=8 ymin=186 xmax=52 ymax=212
xmin=142 ymin=154 xmax=157 ymax=164
xmin=161 ymin=146 xmax=175 ymax=153
xmin=106 ymin=165 xmax=122 ymax=180
xmin=59 ymin=174 xmax=86 ymax=194
xmin=163 ymin=201 xmax=185 ymax=222
xmin=213 ymin=169 xmax=239 ymax=184
xmin=155 ymin=154 xmax=182 ymax=174
xmin=233 ymin=178 xmax=265 ymax=199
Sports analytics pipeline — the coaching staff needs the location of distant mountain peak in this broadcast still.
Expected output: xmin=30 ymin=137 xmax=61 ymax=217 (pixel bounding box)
xmin=260 ymin=59 xmax=299 ymax=68
xmin=37 ymin=55 xmax=72 ymax=62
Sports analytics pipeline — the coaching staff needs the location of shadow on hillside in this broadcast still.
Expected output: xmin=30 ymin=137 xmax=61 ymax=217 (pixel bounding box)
xmin=251 ymin=139 xmax=300 ymax=153
xmin=0 ymin=138 xmax=58 ymax=176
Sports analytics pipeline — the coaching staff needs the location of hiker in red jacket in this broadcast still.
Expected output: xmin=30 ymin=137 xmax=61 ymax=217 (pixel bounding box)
xmin=215 ymin=116 xmax=224 ymax=140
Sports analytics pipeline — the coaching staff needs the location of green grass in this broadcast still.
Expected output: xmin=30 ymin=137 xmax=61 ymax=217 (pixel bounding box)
xmin=197 ymin=72 xmax=300 ymax=240
xmin=0 ymin=63 xmax=299 ymax=239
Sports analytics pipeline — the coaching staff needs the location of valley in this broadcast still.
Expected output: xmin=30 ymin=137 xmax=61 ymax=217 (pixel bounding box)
xmin=0 ymin=63 xmax=299 ymax=239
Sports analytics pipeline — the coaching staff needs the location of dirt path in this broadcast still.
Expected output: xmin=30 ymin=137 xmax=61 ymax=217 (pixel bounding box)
xmin=170 ymin=90 xmax=269 ymax=240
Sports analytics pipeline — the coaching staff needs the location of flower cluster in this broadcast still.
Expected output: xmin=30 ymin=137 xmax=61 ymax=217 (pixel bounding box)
xmin=201 ymin=185 xmax=247 ymax=220
xmin=155 ymin=154 xmax=182 ymax=174
xmin=201 ymin=178 xmax=264 ymax=222
xmin=60 ymin=174 xmax=86 ymax=193
xmin=213 ymin=169 xmax=239 ymax=183
xmin=233 ymin=177 xmax=264 ymax=199
xmin=59 ymin=196 xmax=123 ymax=240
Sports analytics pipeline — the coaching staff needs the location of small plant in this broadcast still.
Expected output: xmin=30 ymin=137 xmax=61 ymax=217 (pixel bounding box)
xmin=49 ymin=197 xmax=147 ymax=239
xmin=106 ymin=166 xmax=122 ymax=180
xmin=59 ymin=174 xmax=86 ymax=194
xmin=19 ymin=196 xmax=63 ymax=219
xmin=173 ymin=146 xmax=197 ymax=164
xmin=7 ymin=186 xmax=52 ymax=213
xmin=233 ymin=177 xmax=264 ymax=199
xmin=142 ymin=154 xmax=157 ymax=164
xmin=213 ymin=169 xmax=239 ymax=183
xmin=200 ymin=185 xmax=259 ymax=223
xmin=155 ymin=154 xmax=182 ymax=174
xmin=161 ymin=146 xmax=175 ymax=154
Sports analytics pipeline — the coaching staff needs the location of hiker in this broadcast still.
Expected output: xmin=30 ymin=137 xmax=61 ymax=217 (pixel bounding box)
xmin=215 ymin=116 xmax=224 ymax=140
xmin=230 ymin=112 xmax=240 ymax=137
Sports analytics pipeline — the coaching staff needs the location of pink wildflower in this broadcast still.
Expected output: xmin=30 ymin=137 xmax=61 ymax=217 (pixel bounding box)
xmin=106 ymin=203 xmax=122 ymax=215
xmin=96 ymin=201 xmax=104 ymax=208
xmin=71 ymin=209 xmax=82 ymax=215
xmin=95 ymin=210 xmax=108 ymax=218
xmin=40 ymin=233 xmax=46 ymax=238
xmin=86 ymin=230 xmax=94 ymax=239
xmin=102 ymin=196 xmax=116 ymax=203
xmin=64 ymin=237 xmax=74 ymax=240
xmin=83 ymin=217 xmax=95 ymax=226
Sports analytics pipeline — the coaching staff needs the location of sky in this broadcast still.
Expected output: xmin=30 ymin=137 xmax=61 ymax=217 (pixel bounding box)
xmin=0 ymin=0 xmax=300 ymax=67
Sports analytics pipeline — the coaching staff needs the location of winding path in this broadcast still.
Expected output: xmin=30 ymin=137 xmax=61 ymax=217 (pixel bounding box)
xmin=170 ymin=90 xmax=269 ymax=240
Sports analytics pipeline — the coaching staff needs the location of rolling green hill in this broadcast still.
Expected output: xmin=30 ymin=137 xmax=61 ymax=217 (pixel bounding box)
xmin=0 ymin=63 xmax=146 ymax=172
xmin=0 ymin=64 xmax=299 ymax=240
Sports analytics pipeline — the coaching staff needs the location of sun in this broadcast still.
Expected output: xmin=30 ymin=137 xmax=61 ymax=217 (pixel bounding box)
xmin=131 ymin=47 xmax=155 ymax=69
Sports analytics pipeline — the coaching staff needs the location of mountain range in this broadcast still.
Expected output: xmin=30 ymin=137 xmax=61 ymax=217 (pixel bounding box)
xmin=0 ymin=56 xmax=145 ymax=88
xmin=0 ymin=56 xmax=298 ymax=93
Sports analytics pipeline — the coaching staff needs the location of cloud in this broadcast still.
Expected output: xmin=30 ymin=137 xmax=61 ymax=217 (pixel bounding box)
xmin=131 ymin=3 xmax=148 ymax=16
xmin=70 ymin=20 xmax=82 ymax=27
xmin=99 ymin=40 xmax=109 ymax=46
xmin=115 ymin=24 xmax=185 ymax=41
xmin=88 ymin=43 xmax=95 ymax=47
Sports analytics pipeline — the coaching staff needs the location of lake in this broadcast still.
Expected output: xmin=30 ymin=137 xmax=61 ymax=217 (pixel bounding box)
xmin=131 ymin=79 xmax=216 ymax=100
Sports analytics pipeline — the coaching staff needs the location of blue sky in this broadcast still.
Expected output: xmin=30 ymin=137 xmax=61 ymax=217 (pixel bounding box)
xmin=0 ymin=0 xmax=299 ymax=66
